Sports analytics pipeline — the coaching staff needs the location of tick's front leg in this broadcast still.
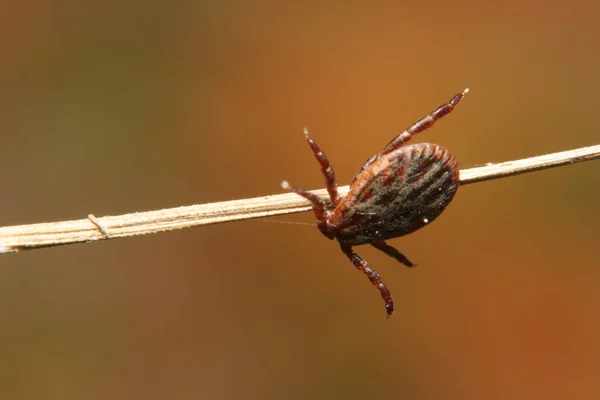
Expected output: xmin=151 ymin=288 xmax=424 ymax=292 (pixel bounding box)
xmin=303 ymin=128 xmax=342 ymax=206
xmin=340 ymin=244 xmax=394 ymax=317
xmin=280 ymin=180 xmax=329 ymax=223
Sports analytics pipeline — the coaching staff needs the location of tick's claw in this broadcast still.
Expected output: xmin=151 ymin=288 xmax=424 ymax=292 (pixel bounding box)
xmin=385 ymin=303 xmax=394 ymax=317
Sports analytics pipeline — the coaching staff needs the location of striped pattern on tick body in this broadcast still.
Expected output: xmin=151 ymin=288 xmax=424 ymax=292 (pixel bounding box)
xmin=329 ymin=143 xmax=458 ymax=246
xmin=281 ymin=88 xmax=468 ymax=317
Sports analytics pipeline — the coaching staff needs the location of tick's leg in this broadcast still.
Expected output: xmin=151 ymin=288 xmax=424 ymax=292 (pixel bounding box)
xmin=371 ymin=241 xmax=415 ymax=268
xmin=303 ymin=127 xmax=342 ymax=206
xmin=340 ymin=244 xmax=394 ymax=317
xmin=281 ymin=181 xmax=328 ymax=223
xmin=381 ymin=88 xmax=469 ymax=155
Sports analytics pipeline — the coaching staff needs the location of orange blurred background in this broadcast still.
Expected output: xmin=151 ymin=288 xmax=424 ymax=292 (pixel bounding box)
xmin=1 ymin=1 xmax=599 ymax=399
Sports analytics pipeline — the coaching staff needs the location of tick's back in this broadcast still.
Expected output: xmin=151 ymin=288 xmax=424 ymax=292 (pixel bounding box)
xmin=328 ymin=143 xmax=459 ymax=246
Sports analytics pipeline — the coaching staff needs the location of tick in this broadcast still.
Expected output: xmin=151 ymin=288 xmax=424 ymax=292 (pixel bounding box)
xmin=281 ymin=89 xmax=469 ymax=316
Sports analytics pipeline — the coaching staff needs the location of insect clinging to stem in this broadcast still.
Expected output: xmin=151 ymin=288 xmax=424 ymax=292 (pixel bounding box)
xmin=281 ymin=88 xmax=469 ymax=317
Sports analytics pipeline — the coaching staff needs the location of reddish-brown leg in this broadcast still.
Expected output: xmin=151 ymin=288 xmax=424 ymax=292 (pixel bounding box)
xmin=303 ymin=127 xmax=342 ymax=206
xmin=340 ymin=244 xmax=394 ymax=317
xmin=381 ymin=88 xmax=469 ymax=155
xmin=371 ymin=241 xmax=415 ymax=267
xmin=281 ymin=180 xmax=328 ymax=223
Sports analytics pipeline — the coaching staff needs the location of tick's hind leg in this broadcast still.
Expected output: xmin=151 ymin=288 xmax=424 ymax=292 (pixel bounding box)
xmin=371 ymin=241 xmax=415 ymax=268
xmin=302 ymin=127 xmax=342 ymax=206
xmin=381 ymin=88 xmax=469 ymax=155
xmin=340 ymin=244 xmax=394 ymax=317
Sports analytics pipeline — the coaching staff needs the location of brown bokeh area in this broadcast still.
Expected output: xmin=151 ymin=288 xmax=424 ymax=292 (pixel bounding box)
xmin=1 ymin=1 xmax=599 ymax=399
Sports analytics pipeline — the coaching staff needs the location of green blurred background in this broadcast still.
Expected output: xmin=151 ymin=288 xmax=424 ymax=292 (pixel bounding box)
xmin=1 ymin=1 xmax=599 ymax=399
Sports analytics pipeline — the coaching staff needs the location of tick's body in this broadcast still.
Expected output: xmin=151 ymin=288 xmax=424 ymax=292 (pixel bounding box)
xmin=281 ymin=89 xmax=468 ymax=316
xmin=328 ymin=143 xmax=458 ymax=246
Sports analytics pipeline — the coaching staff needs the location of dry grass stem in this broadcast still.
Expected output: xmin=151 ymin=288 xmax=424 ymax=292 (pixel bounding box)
xmin=1 ymin=144 xmax=599 ymax=254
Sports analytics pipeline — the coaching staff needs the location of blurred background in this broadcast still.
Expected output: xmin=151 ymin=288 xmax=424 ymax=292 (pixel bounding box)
xmin=0 ymin=0 xmax=599 ymax=399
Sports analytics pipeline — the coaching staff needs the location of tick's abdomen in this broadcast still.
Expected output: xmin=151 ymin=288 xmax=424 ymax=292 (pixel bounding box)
xmin=328 ymin=143 xmax=459 ymax=246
